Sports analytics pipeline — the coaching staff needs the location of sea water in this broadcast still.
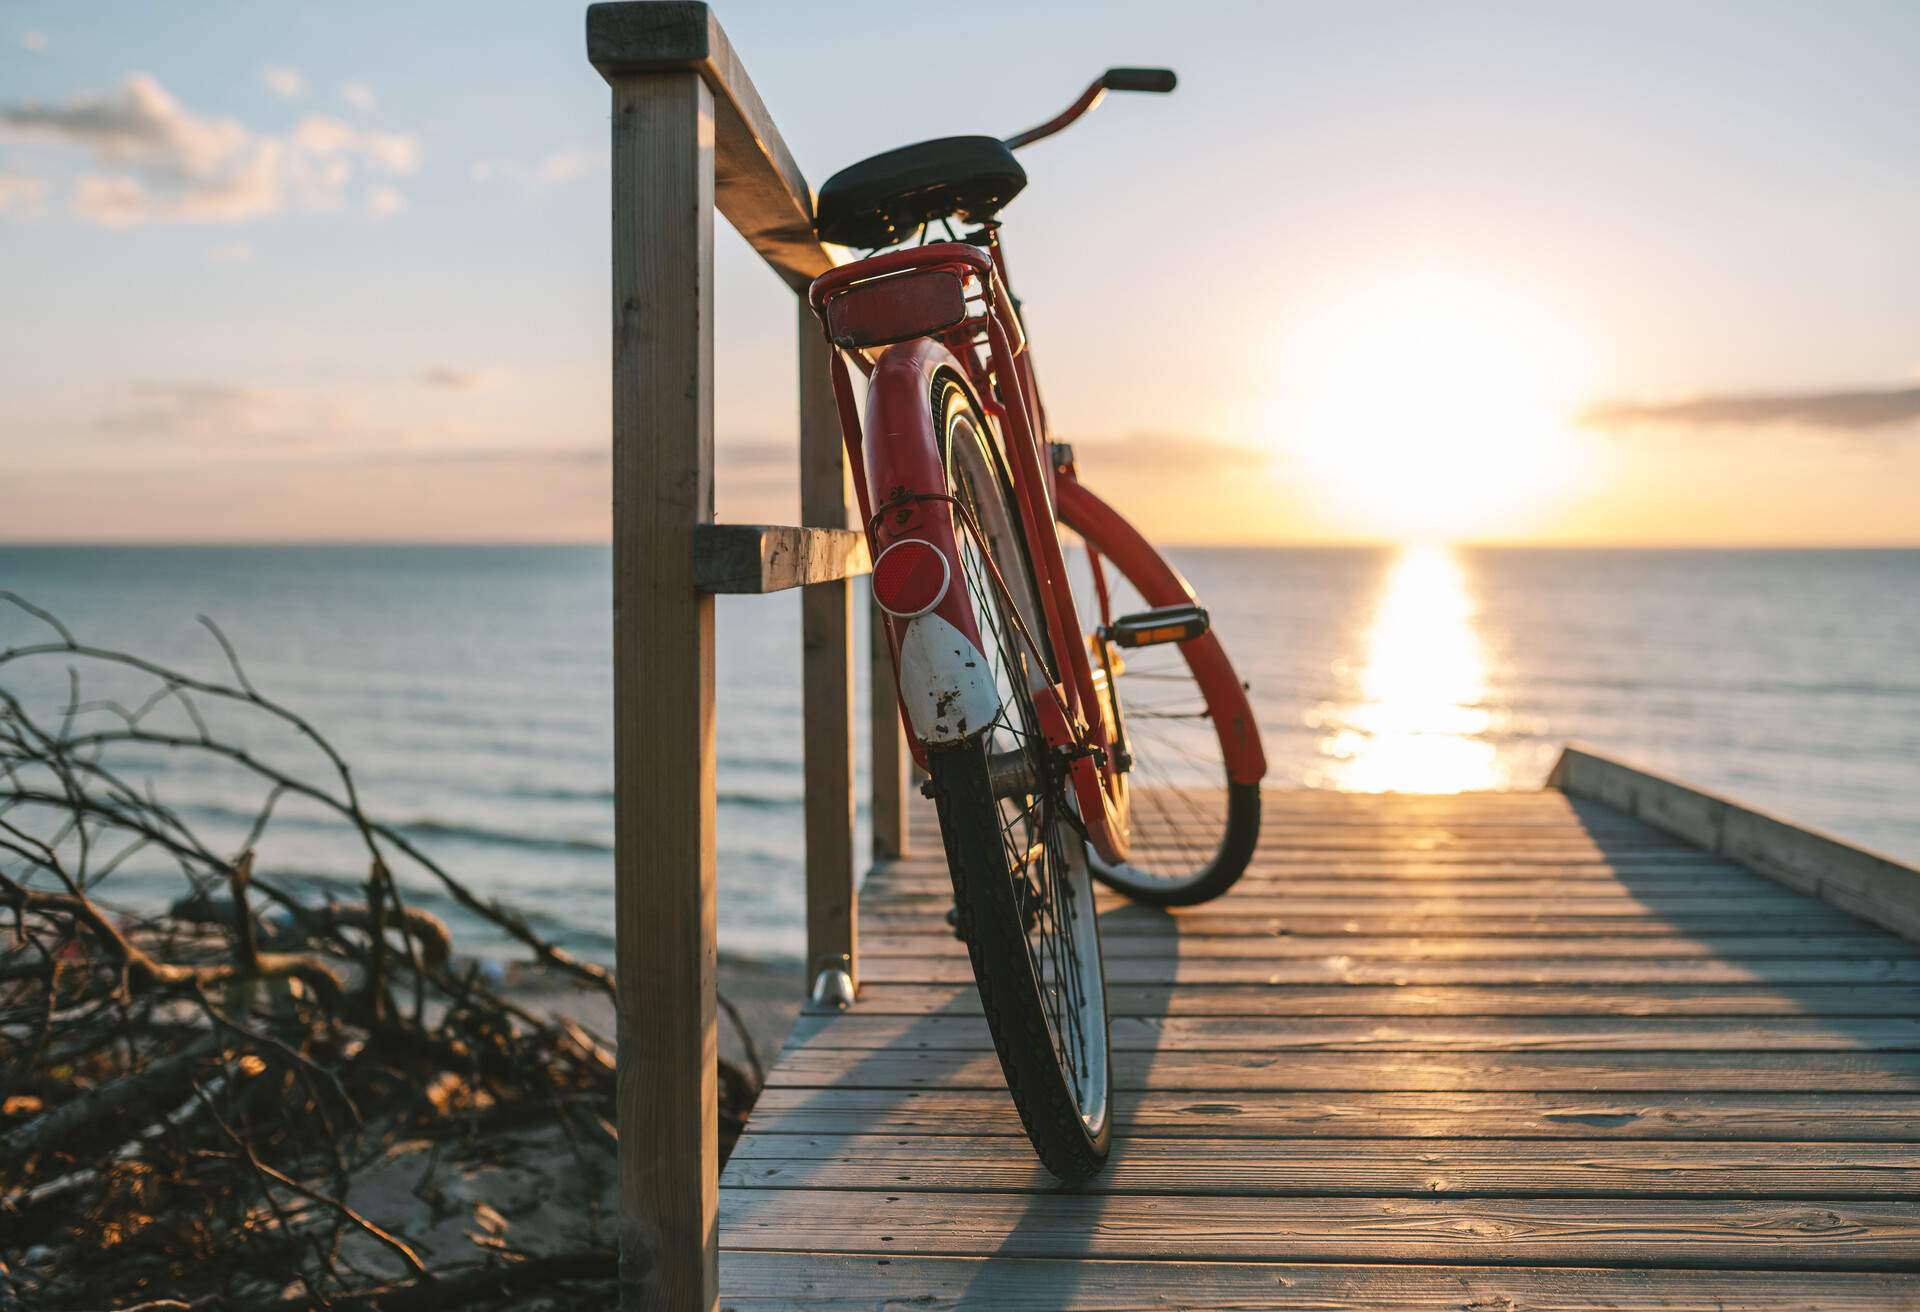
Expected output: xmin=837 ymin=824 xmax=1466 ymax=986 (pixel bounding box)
xmin=2 ymin=544 xmax=1914 ymax=961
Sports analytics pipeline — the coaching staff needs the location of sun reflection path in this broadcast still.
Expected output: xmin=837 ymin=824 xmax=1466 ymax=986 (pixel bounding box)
xmin=1316 ymin=545 xmax=1505 ymax=793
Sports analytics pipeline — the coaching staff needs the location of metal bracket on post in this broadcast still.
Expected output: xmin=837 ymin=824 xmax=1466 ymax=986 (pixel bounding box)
xmin=808 ymin=953 xmax=856 ymax=1011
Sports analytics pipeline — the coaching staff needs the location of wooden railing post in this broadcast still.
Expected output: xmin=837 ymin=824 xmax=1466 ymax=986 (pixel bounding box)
xmin=798 ymin=308 xmax=858 ymax=1002
xmin=607 ymin=66 xmax=719 ymax=1312
xmin=589 ymin=5 xmax=884 ymax=1304
xmin=870 ymin=598 xmax=910 ymax=859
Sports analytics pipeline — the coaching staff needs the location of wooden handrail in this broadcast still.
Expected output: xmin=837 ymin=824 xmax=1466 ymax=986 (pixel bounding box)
xmin=587 ymin=1 xmax=834 ymax=288
xmin=1550 ymin=744 xmax=1920 ymax=942
xmin=586 ymin=4 xmax=905 ymax=1307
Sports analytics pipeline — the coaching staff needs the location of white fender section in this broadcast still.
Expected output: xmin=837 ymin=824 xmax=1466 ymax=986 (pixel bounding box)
xmin=896 ymin=612 xmax=1002 ymax=744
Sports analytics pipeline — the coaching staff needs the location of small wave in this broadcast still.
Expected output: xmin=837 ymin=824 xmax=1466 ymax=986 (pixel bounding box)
xmin=501 ymin=783 xmax=616 ymax=803
xmin=718 ymin=791 xmax=801 ymax=811
xmin=499 ymin=783 xmax=799 ymax=810
xmin=395 ymin=819 xmax=613 ymax=853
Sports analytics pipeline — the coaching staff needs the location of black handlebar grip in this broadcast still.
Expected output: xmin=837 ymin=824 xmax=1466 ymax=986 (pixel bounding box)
xmin=1102 ymin=67 xmax=1177 ymax=94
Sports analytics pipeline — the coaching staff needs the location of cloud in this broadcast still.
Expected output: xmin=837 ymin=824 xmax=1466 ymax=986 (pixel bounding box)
xmin=208 ymin=241 xmax=253 ymax=262
xmin=338 ymin=82 xmax=378 ymax=113
xmin=259 ymin=67 xmax=305 ymax=98
xmin=94 ymin=382 xmax=376 ymax=445
xmin=0 ymin=74 xmax=422 ymax=225
xmin=416 ymin=368 xmax=504 ymax=390
xmin=20 ymin=30 xmax=48 ymax=54
xmin=291 ymin=114 xmax=418 ymax=174
xmin=366 ymin=184 xmax=404 ymax=217
xmin=469 ymin=145 xmax=606 ymax=188
xmin=1581 ymin=386 xmax=1920 ymax=433
xmin=0 ymin=173 xmax=47 ymax=215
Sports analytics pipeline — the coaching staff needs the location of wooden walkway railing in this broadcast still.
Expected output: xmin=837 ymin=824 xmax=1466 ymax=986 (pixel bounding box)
xmin=586 ymin=6 xmax=1920 ymax=1308
xmin=586 ymin=4 xmax=905 ymax=1305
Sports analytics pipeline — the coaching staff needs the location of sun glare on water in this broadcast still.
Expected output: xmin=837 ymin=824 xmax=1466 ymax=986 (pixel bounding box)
xmin=1313 ymin=545 xmax=1505 ymax=793
xmin=1281 ymin=273 xmax=1591 ymax=542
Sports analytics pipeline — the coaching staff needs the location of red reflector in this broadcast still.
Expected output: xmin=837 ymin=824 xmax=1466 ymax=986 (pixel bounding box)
xmin=825 ymin=270 xmax=968 ymax=349
xmin=871 ymin=539 xmax=950 ymax=618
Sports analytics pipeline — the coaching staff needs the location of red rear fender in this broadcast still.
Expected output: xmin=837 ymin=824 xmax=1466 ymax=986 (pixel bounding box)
xmin=864 ymin=339 xmax=998 ymax=761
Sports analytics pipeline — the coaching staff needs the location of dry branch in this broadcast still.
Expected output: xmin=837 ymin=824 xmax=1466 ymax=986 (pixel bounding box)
xmin=0 ymin=596 xmax=753 ymax=1311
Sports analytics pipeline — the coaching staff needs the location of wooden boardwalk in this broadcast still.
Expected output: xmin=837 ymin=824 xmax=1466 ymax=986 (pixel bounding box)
xmin=718 ymin=778 xmax=1920 ymax=1308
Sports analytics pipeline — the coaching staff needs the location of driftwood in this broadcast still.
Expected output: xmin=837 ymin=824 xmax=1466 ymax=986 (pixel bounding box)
xmin=0 ymin=594 xmax=755 ymax=1311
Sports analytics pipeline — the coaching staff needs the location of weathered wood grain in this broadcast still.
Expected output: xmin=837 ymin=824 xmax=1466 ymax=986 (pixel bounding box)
xmin=858 ymin=933 xmax=1908 ymax=961
xmin=609 ymin=68 xmax=717 ymax=1312
xmin=1085 ymin=913 xmax=1870 ymax=937
xmin=1552 ymin=745 xmax=1920 ymax=942
xmin=798 ymin=308 xmax=857 ymax=992
xmin=862 ymin=892 xmax=1825 ymax=920
xmin=723 ymin=786 xmax=1920 ymax=1303
xmin=744 ymin=1086 xmax=1920 ymax=1141
xmin=717 ymin=1254 xmax=1920 ymax=1309
xmin=724 ymin=1134 xmax=1920 ymax=1199
xmin=847 ymin=981 xmax=1920 ymax=1017
xmin=856 ymin=952 xmax=1920 ymax=986
xmin=587 ymin=1 xmax=833 ymax=288
xmin=768 ymin=1047 xmax=1920 ymax=1093
xmin=692 ymin=523 xmax=870 ymax=593
xmin=721 ymin=1188 xmax=1920 ymax=1268
xmin=784 ymin=1012 xmax=1920 ymax=1053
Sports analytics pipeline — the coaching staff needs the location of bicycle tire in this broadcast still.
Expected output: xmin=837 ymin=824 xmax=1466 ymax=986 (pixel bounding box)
xmin=925 ymin=372 xmax=1110 ymax=1182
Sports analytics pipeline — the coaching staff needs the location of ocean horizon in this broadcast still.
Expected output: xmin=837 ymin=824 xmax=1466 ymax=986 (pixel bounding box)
xmin=4 ymin=543 xmax=1915 ymax=962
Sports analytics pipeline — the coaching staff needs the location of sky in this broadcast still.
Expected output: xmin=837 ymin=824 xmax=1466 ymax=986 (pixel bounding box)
xmin=2 ymin=0 xmax=1917 ymax=546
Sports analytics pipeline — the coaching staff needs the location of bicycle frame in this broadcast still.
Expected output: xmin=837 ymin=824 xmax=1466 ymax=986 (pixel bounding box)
xmin=810 ymin=236 xmax=1136 ymax=862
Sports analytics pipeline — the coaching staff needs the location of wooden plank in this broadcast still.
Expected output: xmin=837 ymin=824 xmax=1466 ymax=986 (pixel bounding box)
xmin=691 ymin=523 xmax=869 ymax=593
xmin=724 ymin=1133 xmax=1920 ymax=1199
xmin=868 ymin=873 xmax=1797 ymax=898
xmin=768 ymin=1048 xmax=1920 ymax=1092
xmin=855 ymin=953 xmax=1920 ymax=986
xmin=859 ymin=893 xmax=1832 ymax=921
xmin=744 ymin=1086 xmax=1920 ymax=1141
xmin=719 ymin=1254 xmax=1920 ymax=1310
xmin=854 ymin=911 xmax=1872 ymax=938
xmin=858 ymin=933 xmax=1909 ymax=961
xmin=586 ymin=1 xmax=833 ymax=289
xmin=607 ymin=69 xmax=716 ymax=1312
xmin=869 ymin=857 xmax=1755 ymax=880
xmin=720 ymin=1188 xmax=1920 ymax=1268
xmin=784 ymin=1012 xmax=1920 ymax=1053
xmin=869 ymin=594 xmax=908 ymax=860
xmin=848 ymin=982 xmax=1920 ymax=1017
xmin=1192 ymin=839 xmax=1712 ymax=854
xmin=1552 ymin=744 xmax=1920 ymax=942
xmin=798 ymin=308 xmax=857 ymax=993
xmin=875 ymin=847 xmax=1746 ymax=868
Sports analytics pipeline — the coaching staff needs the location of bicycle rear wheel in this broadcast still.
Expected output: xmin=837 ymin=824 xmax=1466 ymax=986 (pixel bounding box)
xmin=925 ymin=373 xmax=1110 ymax=1182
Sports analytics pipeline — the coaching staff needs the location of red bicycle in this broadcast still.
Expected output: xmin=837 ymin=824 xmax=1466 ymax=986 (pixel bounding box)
xmin=807 ymin=68 xmax=1267 ymax=1181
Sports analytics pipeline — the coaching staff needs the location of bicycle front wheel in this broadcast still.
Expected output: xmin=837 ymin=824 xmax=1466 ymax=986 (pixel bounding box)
xmin=926 ymin=373 xmax=1110 ymax=1183
xmin=1062 ymin=510 xmax=1262 ymax=907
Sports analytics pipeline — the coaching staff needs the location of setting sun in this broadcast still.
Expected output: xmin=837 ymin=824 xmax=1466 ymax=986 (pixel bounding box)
xmin=1276 ymin=273 xmax=1595 ymax=542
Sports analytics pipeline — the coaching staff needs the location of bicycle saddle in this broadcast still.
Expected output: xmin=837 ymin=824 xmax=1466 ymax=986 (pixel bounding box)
xmin=815 ymin=135 xmax=1026 ymax=250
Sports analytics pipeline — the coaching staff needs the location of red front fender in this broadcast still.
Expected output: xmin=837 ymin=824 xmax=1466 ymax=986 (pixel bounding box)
xmin=1056 ymin=474 xmax=1268 ymax=786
